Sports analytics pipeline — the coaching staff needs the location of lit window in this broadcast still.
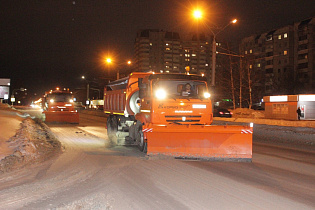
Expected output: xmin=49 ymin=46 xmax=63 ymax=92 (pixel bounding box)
xmin=165 ymin=66 xmax=169 ymax=68
xmin=249 ymin=49 xmax=252 ymax=53
xmin=166 ymin=70 xmax=170 ymax=73
xmin=185 ymin=54 xmax=188 ymax=57
xmin=160 ymin=70 xmax=163 ymax=73
xmin=278 ymin=35 xmax=282 ymax=40
xmin=206 ymin=42 xmax=208 ymax=44
xmin=245 ymin=50 xmax=248 ymax=54
xmin=174 ymin=66 xmax=177 ymax=69
xmin=249 ymin=65 xmax=253 ymax=69
xmin=257 ymin=63 xmax=261 ymax=67
xmin=284 ymin=50 xmax=287 ymax=55
xmin=205 ymin=64 xmax=209 ymax=66
xmin=192 ymin=54 xmax=196 ymax=56
xmin=166 ymin=43 xmax=169 ymax=46
xmin=284 ymin=33 xmax=288 ymax=38
xmin=166 ymin=48 xmax=170 ymax=51
xmin=150 ymin=43 xmax=152 ymax=46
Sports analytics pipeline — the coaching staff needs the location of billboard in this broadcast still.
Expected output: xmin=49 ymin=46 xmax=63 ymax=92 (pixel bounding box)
xmin=0 ymin=78 xmax=10 ymax=86
xmin=0 ymin=86 xmax=9 ymax=99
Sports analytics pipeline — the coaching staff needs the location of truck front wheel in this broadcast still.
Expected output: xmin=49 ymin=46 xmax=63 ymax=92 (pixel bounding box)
xmin=135 ymin=123 xmax=147 ymax=153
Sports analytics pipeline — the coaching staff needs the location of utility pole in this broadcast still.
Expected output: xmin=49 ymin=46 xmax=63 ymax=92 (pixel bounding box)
xmin=228 ymin=53 xmax=236 ymax=110
xmin=239 ymin=57 xmax=242 ymax=108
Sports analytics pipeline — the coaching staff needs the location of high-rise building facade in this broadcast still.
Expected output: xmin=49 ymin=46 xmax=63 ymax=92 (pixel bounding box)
xmin=134 ymin=29 xmax=181 ymax=73
xmin=134 ymin=30 xmax=213 ymax=78
xmin=181 ymin=33 xmax=212 ymax=76
xmin=240 ymin=17 xmax=315 ymax=98
xmin=294 ymin=18 xmax=315 ymax=93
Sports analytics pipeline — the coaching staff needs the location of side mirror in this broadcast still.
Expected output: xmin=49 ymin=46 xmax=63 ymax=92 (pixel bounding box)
xmin=138 ymin=78 xmax=147 ymax=98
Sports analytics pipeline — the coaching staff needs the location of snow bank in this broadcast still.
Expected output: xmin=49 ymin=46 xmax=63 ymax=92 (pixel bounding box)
xmin=0 ymin=109 xmax=62 ymax=173
xmin=217 ymin=108 xmax=315 ymax=128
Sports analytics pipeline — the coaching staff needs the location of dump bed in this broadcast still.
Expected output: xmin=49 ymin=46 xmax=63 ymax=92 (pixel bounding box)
xmin=103 ymin=72 xmax=151 ymax=116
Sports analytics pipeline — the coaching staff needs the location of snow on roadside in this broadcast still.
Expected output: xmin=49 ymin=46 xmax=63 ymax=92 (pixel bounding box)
xmin=0 ymin=105 xmax=62 ymax=173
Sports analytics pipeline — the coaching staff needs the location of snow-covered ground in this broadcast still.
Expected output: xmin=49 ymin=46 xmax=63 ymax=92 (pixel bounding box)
xmin=0 ymin=105 xmax=313 ymax=173
xmin=0 ymin=104 xmax=62 ymax=173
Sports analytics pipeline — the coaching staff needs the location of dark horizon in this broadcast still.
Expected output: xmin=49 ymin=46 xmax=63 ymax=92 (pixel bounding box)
xmin=1 ymin=0 xmax=315 ymax=98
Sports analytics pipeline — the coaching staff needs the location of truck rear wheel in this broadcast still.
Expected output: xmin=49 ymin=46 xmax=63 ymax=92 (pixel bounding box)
xmin=135 ymin=123 xmax=147 ymax=152
xmin=107 ymin=115 xmax=118 ymax=145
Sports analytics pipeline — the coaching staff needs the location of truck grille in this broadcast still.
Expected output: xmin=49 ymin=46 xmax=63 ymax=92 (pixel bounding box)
xmin=165 ymin=115 xmax=201 ymax=123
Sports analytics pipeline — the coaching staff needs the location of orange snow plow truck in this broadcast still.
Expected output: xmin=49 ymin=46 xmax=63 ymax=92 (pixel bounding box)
xmin=42 ymin=88 xmax=79 ymax=123
xmin=104 ymin=72 xmax=252 ymax=161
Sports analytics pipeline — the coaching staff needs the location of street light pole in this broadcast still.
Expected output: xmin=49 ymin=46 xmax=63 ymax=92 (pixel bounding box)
xmin=82 ymin=76 xmax=90 ymax=108
xmin=211 ymin=36 xmax=216 ymax=86
xmin=210 ymin=19 xmax=237 ymax=87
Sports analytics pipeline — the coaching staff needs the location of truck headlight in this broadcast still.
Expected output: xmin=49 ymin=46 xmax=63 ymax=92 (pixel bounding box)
xmin=50 ymin=99 xmax=54 ymax=103
xmin=204 ymin=92 xmax=211 ymax=98
xmin=155 ymin=88 xmax=167 ymax=100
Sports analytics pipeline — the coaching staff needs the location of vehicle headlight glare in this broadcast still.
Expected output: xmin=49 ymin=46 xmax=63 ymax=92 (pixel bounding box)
xmin=204 ymin=92 xmax=211 ymax=98
xmin=155 ymin=89 xmax=167 ymax=100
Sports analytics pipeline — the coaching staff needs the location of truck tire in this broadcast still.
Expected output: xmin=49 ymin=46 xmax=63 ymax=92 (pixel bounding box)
xmin=107 ymin=115 xmax=118 ymax=145
xmin=135 ymin=123 xmax=147 ymax=152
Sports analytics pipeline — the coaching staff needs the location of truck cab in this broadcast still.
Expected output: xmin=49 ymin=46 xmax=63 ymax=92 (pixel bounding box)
xmin=137 ymin=73 xmax=212 ymax=125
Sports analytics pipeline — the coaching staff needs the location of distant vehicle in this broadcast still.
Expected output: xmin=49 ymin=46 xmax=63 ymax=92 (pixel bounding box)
xmin=213 ymin=107 xmax=232 ymax=118
xmin=42 ymin=88 xmax=79 ymax=123
xmin=90 ymin=99 xmax=104 ymax=110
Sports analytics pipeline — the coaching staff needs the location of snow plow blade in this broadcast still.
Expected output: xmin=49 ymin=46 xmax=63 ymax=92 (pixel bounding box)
xmin=144 ymin=124 xmax=252 ymax=162
xmin=44 ymin=111 xmax=79 ymax=123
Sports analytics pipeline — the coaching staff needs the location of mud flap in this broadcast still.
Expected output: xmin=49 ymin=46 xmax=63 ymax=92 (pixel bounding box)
xmin=144 ymin=124 xmax=252 ymax=161
xmin=44 ymin=111 xmax=79 ymax=123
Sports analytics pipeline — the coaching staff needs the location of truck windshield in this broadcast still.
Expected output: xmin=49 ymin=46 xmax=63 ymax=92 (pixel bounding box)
xmin=153 ymin=80 xmax=207 ymax=99
xmin=48 ymin=93 xmax=72 ymax=102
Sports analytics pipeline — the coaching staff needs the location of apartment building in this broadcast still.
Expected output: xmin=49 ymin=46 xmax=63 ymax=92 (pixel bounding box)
xmin=294 ymin=18 xmax=315 ymax=93
xmin=134 ymin=30 xmax=214 ymax=77
xmin=181 ymin=33 xmax=212 ymax=76
xmin=134 ymin=29 xmax=181 ymax=73
xmin=240 ymin=17 xmax=315 ymax=99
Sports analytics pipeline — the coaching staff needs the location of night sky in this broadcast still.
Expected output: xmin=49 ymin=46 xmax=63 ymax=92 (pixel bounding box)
xmin=1 ymin=0 xmax=315 ymax=97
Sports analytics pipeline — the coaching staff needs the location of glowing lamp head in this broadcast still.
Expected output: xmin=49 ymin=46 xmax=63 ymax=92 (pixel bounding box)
xmin=69 ymin=99 xmax=74 ymax=103
xmin=193 ymin=10 xmax=202 ymax=19
xmin=204 ymin=92 xmax=211 ymax=99
xmin=155 ymin=88 xmax=167 ymax=100
xmin=106 ymin=58 xmax=112 ymax=63
xmin=50 ymin=99 xmax=54 ymax=103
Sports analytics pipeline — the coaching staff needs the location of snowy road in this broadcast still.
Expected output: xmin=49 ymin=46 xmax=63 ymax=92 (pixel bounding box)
xmin=0 ymin=112 xmax=314 ymax=209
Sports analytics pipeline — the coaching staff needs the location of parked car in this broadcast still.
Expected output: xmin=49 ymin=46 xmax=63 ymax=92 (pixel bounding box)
xmin=213 ymin=107 xmax=232 ymax=118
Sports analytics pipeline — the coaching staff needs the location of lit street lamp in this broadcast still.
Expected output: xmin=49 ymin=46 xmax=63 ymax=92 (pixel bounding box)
xmin=192 ymin=9 xmax=237 ymax=86
xmin=211 ymin=19 xmax=237 ymax=86
xmin=105 ymin=58 xmax=132 ymax=80
xmin=81 ymin=76 xmax=101 ymax=108
xmin=81 ymin=76 xmax=90 ymax=107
